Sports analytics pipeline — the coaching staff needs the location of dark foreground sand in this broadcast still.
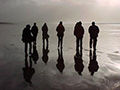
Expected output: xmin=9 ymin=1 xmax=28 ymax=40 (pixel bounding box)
xmin=0 ymin=23 xmax=120 ymax=90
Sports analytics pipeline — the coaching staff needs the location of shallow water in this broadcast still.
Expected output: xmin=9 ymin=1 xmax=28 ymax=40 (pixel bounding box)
xmin=0 ymin=23 xmax=120 ymax=90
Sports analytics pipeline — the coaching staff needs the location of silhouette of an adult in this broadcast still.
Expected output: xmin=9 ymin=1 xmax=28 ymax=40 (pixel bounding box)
xmin=42 ymin=23 xmax=49 ymax=47
xmin=31 ymin=45 xmax=39 ymax=64
xmin=56 ymin=48 xmax=65 ymax=73
xmin=56 ymin=21 xmax=65 ymax=48
xmin=22 ymin=24 xmax=33 ymax=54
xmin=74 ymin=21 xmax=84 ymax=50
xmin=88 ymin=22 xmax=99 ymax=50
xmin=31 ymin=23 xmax=38 ymax=45
xmin=74 ymin=49 xmax=84 ymax=75
xmin=88 ymin=50 xmax=99 ymax=76
xmin=22 ymin=54 xmax=35 ymax=85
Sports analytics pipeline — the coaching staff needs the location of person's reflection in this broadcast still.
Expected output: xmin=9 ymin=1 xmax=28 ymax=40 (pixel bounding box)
xmin=56 ymin=48 xmax=65 ymax=73
xmin=42 ymin=44 xmax=49 ymax=64
xmin=22 ymin=54 xmax=35 ymax=85
xmin=88 ymin=50 xmax=99 ymax=76
xmin=74 ymin=49 xmax=84 ymax=75
xmin=31 ymin=45 xmax=39 ymax=64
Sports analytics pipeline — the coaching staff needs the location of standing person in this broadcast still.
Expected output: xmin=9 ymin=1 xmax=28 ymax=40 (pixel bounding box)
xmin=31 ymin=23 xmax=38 ymax=45
xmin=42 ymin=23 xmax=49 ymax=47
xmin=22 ymin=24 xmax=33 ymax=55
xmin=56 ymin=21 xmax=65 ymax=48
xmin=88 ymin=22 xmax=99 ymax=50
xmin=74 ymin=21 xmax=84 ymax=51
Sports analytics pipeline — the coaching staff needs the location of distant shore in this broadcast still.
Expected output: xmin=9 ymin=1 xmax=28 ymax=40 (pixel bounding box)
xmin=0 ymin=22 xmax=15 ymax=25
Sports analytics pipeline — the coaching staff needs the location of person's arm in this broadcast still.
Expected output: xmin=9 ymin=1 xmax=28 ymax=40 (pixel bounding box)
xmin=22 ymin=29 xmax=26 ymax=37
xmin=63 ymin=26 xmax=65 ymax=32
xmin=31 ymin=27 xmax=33 ymax=32
xmin=97 ymin=26 xmax=99 ymax=33
xmin=41 ymin=26 xmax=44 ymax=32
xmin=22 ymin=29 xmax=25 ymax=42
xmin=36 ymin=27 xmax=38 ymax=35
xmin=22 ymin=30 xmax=24 ymax=38
xmin=88 ymin=27 xmax=91 ymax=33
xmin=56 ymin=26 xmax=58 ymax=32
xmin=82 ymin=27 xmax=84 ymax=34
xmin=46 ymin=26 xmax=48 ymax=32
xmin=35 ymin=27 xmax=38 ymax=35
xmin=74 ymin=25 xmax=77 ymax=35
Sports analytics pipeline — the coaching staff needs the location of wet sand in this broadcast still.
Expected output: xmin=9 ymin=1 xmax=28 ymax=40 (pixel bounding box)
xmin=0 ymin=23 xmax=120 ymax=90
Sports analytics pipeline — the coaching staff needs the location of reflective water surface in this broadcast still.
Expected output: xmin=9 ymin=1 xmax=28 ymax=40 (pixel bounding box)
xmin=0 ymin=23 xmax=120 ymax=90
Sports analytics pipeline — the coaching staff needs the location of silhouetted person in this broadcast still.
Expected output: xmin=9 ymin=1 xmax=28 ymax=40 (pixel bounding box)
xmin=22 ymin=54 xmax=35 ymax=85
xmin=56 ymin=21 xmax=65 ymax=48
xmin=42 ymin=23 xmax=49 ymax=47
xmin=74 ymin=49 xmax=84 ymax=75
xmin=42 ymin=41 xmax=49 ymax=64
xmin=74 ymin=21 xmax=84 ymax=51
xmin=31 ymin=45 xmax=39 ymax=64
xmin=56 ymin=48 xmax=65 ymax=73
xmin=22 ymin=24 xmax=33 ymax=55
xmin=31 ymin=23 xmax=38 ymax=45
xmin=88 ymin=50 xmax=99 ymax=76
xmin=88 ymin=22 xmax=99 ymax=50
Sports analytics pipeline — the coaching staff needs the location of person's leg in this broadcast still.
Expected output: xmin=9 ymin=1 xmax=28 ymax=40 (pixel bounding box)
xmin=32 ymin=36 xmax=35 ymax=46
xmin=46 ymin=38 xmax=49 ymax=49
xmin=44 ymin=38 xmax=46 ymax=48
xmin=90 ymin=38 xmax=92 ymax=49
xmin=34 ymin=36 xmax=37 ymax=46
xmin=25 ymin=42 xmax=28 ymax=55
xmin=93 ymin=38 xmax=97 ymax=50
xmin=29 ymin=55 xmax=32 ymax=69
xmin=80 ymin=38 xmax=83 ymax=50
xmin=58 ymin=36 xmax=60 ymax=47
xmin=29 ymin=42 xmax=32 ymax=54
xmin=25 ymin=54 xmax=28 ymax=68
xmin=43 ymin=37 xmax=45 ymax=47
xmin=61 ymin=36 xmax=63 ymax=48
xmin=76 ymin=38 xmax=79 ymax=50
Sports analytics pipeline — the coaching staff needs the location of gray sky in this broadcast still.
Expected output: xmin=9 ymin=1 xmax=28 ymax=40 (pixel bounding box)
xmin=0 ymin=0 xmax=120 ymax=23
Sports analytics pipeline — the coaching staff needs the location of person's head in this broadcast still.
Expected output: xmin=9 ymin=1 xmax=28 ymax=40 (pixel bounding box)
xmin=44 ymin=23 xmax=47 ymax=26
xmin=60 ymin=21 xmax=63 ymax=25
xmin=92 ymin=22 xmax=95 ymax=26
xmin=34 ymin=23 xmax=36 ymax=26
xmin=79 ymin=21 xmax=82 ymax=25
xmin=26 ymin=24 xmax=31 ymax=29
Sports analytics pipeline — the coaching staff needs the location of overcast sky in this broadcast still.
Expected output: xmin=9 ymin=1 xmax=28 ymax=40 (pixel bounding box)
xmin=0 ymin=0 xmax=120 ymax=23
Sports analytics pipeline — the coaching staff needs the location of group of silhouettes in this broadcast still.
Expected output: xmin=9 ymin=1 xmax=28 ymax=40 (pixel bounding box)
xmin=21 ymin=21 xmax=100 ymax=85
xmin=74 ymin=21 xmax=99 ymax=51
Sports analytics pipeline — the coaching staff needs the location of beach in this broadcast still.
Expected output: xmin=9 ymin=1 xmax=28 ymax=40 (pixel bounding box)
xmin=0 ymin=23 xmax=120 ymax=90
